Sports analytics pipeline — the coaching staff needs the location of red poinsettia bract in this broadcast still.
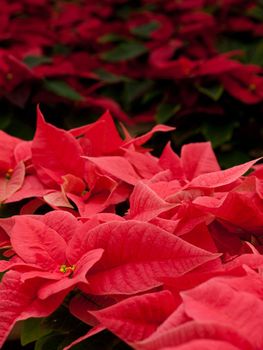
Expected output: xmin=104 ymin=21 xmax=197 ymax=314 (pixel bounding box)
xmin=0 ymin=109 xmax=263 ymax=349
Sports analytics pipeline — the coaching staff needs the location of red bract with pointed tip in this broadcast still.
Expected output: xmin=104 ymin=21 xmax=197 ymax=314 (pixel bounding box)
xmin=0 ymin=211 xmax=104 ymax=344
xmin=6 ymin=214 xmax=104 ymax=298
xmin=221 ymin=66 xmax=263 ymax=104
xmin=27 ymin=108 xmax=174 ymax=216
xmin=0 ymin=128 xmax=48 ymax=204
xmin=188 ymin=158 xmax=261 ymax=189
xmin=180 ymin=277 xmax=263 ymax=349
xmin=127 ymin=181 xmax=176 ymax=222
xmin=74 ymin=220 xmax=220 ymax=295
xmin=91 ymin=290 xmax=177 ymax=342
xmin=0 ymin=270 xmax=67 ymax=348
xmin=32 ymin=106 xmax=85 ymax=187
xmin=1 ymin=106 xmax=263 ymax=349
xmin=0 ymin=131 xmax=22 ymax=171
xmin=0 ymin=131 xmax=26 ymax=203
xmin=0 ymin=212 xmax=220 ymax=345
xmin=2 ymin=217 xmax=220 ymax=289
xmin=70 ymin=110 xmax=124 ymax=156
xmin=159 ymin=141 xmax=220 ymax=183
xmin=0 ymin=161 xmax=25 ymax=203
xmin=86 ymin=261 xmax=263 ymax=350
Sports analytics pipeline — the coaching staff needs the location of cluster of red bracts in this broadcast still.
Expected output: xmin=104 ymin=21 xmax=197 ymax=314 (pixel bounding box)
xmin=0 ymin=108 xmax=263 ymax=349
xmin=1 ymin=0 xmax=263 ymax=122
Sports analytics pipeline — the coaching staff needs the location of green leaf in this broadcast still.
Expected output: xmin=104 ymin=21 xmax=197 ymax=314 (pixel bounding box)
xmin=94 ymin=68 xmax=130 ymax=83
xmin=130 ymin=21 xmax=159 ymax=38
xmin=217 ymin=37 xmax=248 ymax=61
xmin=34 ymin=334 xmax=65 ymax=350
xmin=23 ymin=56 xmax=52 ymax=68
xmin=203 ymin=5 xmax=218 ymax=14
xmin=52 ymin=44 xmax=71 ymax=55
xmin=21 ymin=318 xmax=52 ymax=346
xmin=249 ymin=40 xmax=263 ymax=66
xmin=217 ymin=37 xmax=263 ymax=66
xmin=155 ymin=103 xmax=181 ymax=123
xmin=0 ymin=271 xmax=5 ymax=282
xmin=101 ymin=41 xmax=148 ymax=62
xmin=98 ymin=33 xmax=124 ymax=44
xmin=246 ymin=5 xmax=263 ymax=21
xmin=116 ymin=5 xmax=134 ymax=19
xmin=143 ymin=4 xmax=157 ymax=11
xmin=195 ymin=83 xmax=224 ymax=101
xmin=201 ymin=120 xmax=239 ymax=148
xmin=43 ymin=80 xmax=84 ymax=101
xmin=123 ymin=80 xmax=154 ymax=106
xmin=142 ymin=89 xmax=161 ymax=104
xmin=0 ymin=113 xmax=12 ymax=130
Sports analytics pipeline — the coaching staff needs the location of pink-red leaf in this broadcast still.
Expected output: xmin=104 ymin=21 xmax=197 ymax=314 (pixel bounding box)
xmin=32 ymin=106 xmax=84 ymax=186
xmin=11 ymin=216 xmax=67 ymax=270
xmin=71 ymin=110 xmax=123 ymax=156
xmin=124 ymin=149 xmax=162 ymax=179
xmin=181 ymin=142 xmax=220 ymax=180
xmin=188 ymin=158 xmax=260 ymax=188
xmin=92 ymin=290 xmax=177 ymax=342
xmin=159 ymin=142 xmax=184 ymax=180
xmin=84 ymin=156 xmax=140 ymax=185
xmin=181 ymin=278 xmax=263 ymax=349
xmin=194 ymin=191 xmax=263 ymax=233
xmin=0 ymin=271 xmax=65 ymax=348
xmin=43 ymin=191 xmax=74 ymax=209
xmin=0 ymin=162 xmax=25 ymax=203
xmin=128 ymin=182 xmax=176 ymax=221
xmin=124 ymin=125 xmax=174 ymax=149
xmin=5 ymin=174 xmax=49 ymax=204
xmin=40 ymin=211 xmax=78 ymax=243
xmin=70 ymin=294 xmax=114 ymax=326
xmin=0 ymin=131 xmax=21 ymax=171
xmin=37 ymin=248 xmax=104 ymax=299
xmin=135 ymin=321 xmax=253 ymax=350
xmin=80 ymin=221 xmax=220 ymax=295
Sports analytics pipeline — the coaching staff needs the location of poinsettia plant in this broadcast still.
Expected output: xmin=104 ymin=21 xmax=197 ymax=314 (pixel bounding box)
xmin=0 ymin=0 xmax=263 ymax=166
xmin=0 ymin=108 xmax=263 ymax=350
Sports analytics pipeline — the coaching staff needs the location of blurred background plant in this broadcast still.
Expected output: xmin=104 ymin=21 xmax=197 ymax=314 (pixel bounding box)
xmin=0 ymin=0 xmax=263 ymax=167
